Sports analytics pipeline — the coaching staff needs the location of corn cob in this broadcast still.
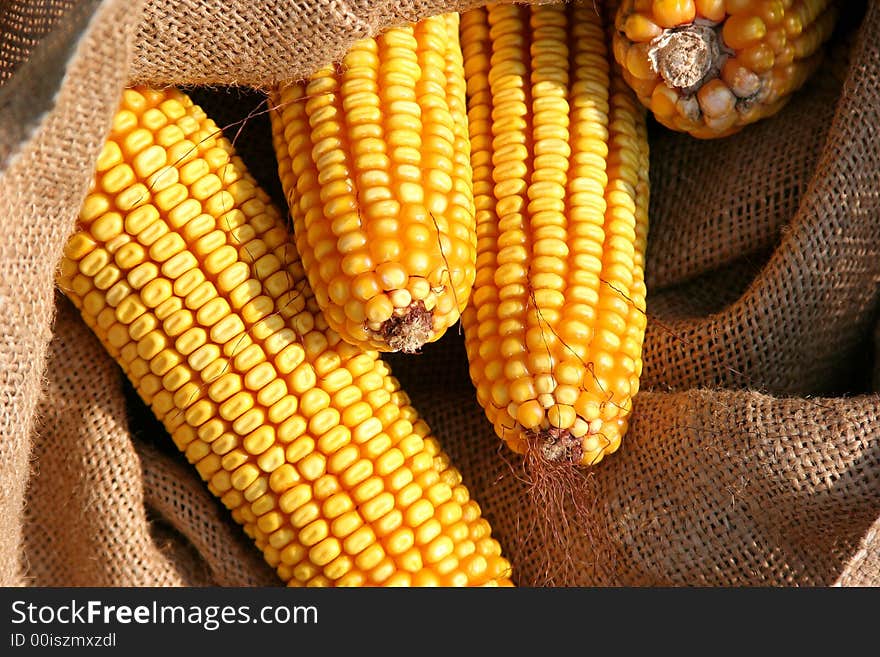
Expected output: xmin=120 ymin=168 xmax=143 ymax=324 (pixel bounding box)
xmin=460 ymin=2 xmax=650 ymax=467
xmin=269 ymin=13 xmax=476 ymax=354
xmin=57 ymin=86 xmax=511 ymax=587
xmin=611 ymin=0 xmax=838 ymax=138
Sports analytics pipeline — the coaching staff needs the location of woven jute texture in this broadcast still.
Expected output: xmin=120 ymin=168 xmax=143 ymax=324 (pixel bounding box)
xmin=1 ymin=0 xmax=878 ymax=587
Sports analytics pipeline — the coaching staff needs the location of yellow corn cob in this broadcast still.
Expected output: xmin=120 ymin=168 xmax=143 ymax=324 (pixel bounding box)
xmin=269 ymin=13 xmax=476 ymax=353
xmin=460 ymin=2 xmax=650 ymax=467
xmin=57 ymin=86 xmax=511 ymax=587
xmin=611 ymin=0 xmax=838 ymax=138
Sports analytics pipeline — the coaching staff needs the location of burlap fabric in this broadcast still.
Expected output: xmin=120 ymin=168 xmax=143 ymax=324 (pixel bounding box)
xmin=1 ymin=0 xmax=877 ymax=587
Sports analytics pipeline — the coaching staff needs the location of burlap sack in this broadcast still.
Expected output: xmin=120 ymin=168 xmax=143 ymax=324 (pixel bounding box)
xmin=1 ymin=0 xmax=877 ymax=587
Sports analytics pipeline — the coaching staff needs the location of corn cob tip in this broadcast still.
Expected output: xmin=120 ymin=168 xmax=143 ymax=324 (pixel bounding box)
xmin=649 ymin=23 xmax=725 ymax=94
xmin=378 ymin=299 xmax=433 ymax=354
xmin=527 ymin=427 xmax=583 ymax=465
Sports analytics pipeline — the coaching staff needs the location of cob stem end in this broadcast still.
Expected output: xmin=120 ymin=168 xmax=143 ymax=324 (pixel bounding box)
xmin=649 ymin=24 xmax=724 ymax=94
xmin=527 ymin=427 xmax=583 ymax=465
xmin=379 ymin=300 xmax=433 ymax=353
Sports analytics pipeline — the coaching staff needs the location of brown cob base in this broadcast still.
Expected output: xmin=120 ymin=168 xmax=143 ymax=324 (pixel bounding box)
xmin=527 ymin=427 xmax=583 ymax=465
xmin=648 ymin=22 xmax=728 ymax=94
xmin=378 ymin=300 xmax=434 ymax=354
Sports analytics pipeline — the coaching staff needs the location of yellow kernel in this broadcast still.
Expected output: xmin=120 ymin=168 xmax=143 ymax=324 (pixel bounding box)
xmin=208 ymin=373 xmax=242 ymax=402
xmin=299 ymin=453 xmax=326 ymax=481
xmin=257 ymin=511 xmax=284 ymax=534
xmin=695 ymin=0 xmax=724 ymax=21
xmin=352 ymin=417 xmax=382 ymax=443
xmin=243 ymin=476 xmax=268 ymax=502
xmin=324 ymin=555 xmax=354 ymax=582
xmin=309 ymin=537 xmax=342 ymax=566
xmin=161 ymin=251 xmax=198 ymax=281
xmin=280 ymin=417 xmax=308 ymax=444
xmin=275 ymin=344 xmax=306 ymax=374
xmin=137 ymin=330 xmax=167 ymax=360
xmin=347 ymin=528 xmax=380 ymax=559
xmin=115 ymin=296 xmax=146 ymax=325
xmin=79 ymin=248 xmax=111 ymax=278
xmin=174 ymin=269 xmax=204 ymax=297
xmin=279 ymin=483 xmax=312 ymax=514
xmin=231 ymin=463 xmax=260 ymax=490
xmin=101 ymin=163 xmax=136 ymax=194
xmin=625 ymin=13 xmax=662 ymax=41
xmin=651 ymin=0 xmax=696 ymax=28
xmin=191 ymin=173 xmax=223 ymax=200
xmin=376 ymin=262 xmax=408 ymax=290
xmin=220 ymin=489 xmax=243 ymax=511
xmin=65 ymin=232 xmax=98 ymax=260
xmin=269 ymin=464 xmax=301 ymax=493
xmin=173 ymin=382 xmax=202 ymax=410
xmin=365 ymin=294 xmax=394 ymax=323
xmin=241 ymin=361 xmax=274 ymax=392
xmin=316 ymin=424 xmax=350 ymax=455
xmin=287 ymin=362 xmax=316 ymax=392
xmin=178 ymin=158 xmax=210 ymax=186
xmin=96 ymin=140 xmax=122 ymax=171
xmin=89 ymin=212 xmax=123 ymax=242
xmin=516 ymin=399 xmax=545 ymax=429
xmin=210 ymin=314 xmax=245 ymax=344
xmin=425 ymin=535 xmax=455 ymax=564
xmin=132 ymin=144 xmax=167 ymax=178
xmin=279 ymin=543 xmax=307 ymax=566
xmin=322 ymin=492 xmax=354 ymax=519
xmin=107 ymin=324 xmax=130 ymax=349
xmin=723 ymin=15 xmax=767 ymax=50
xmin=244 ymin=425 xmax=275 ymax=455
xmin=134 ymin=217 xmax=168 ymax=247
xmin=140 ymin=107 xmax=169 ymax=131
xmin=196 ymin=296 xmax=230 ymax=327
xmin=290 ymin=502 xmax=319 ymax=529
xmin=299 ymin=387 xmax=331 ymax=417
xmin=219 ymin=390 xmax=254 ymax=421
xmin=221 ymin=448 xmax=248 ymax=472
xmin=150 ymin=349 xmax=181 ymax=376
xmin=548 ymin=404 xmax=577 ymax=429
xmin=149 ymin=232 xmax=186 ymax=262
xmin=140 ymin=278 xmax=173 ymax=308
xmin=405 ymin=499 xmax=434 ymax=528
xmin=210 ymin=433 xmax=239 ymax=456
xmin=361 ymin=492 xmax=395 ymax=522
xmin=309 ymin=407 xmax=341 ymax=438
xmin=231 ymin=342 xmax=263 ymax=371
xmin=265 ymin=396 xmax=297 ymax=425
xmin=268 ymin=527 xmax=296 ymax=551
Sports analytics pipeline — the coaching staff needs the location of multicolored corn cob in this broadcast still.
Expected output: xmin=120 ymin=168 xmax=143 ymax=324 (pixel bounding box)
xmin=611 ymin=0 xmax=838 ymax=137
